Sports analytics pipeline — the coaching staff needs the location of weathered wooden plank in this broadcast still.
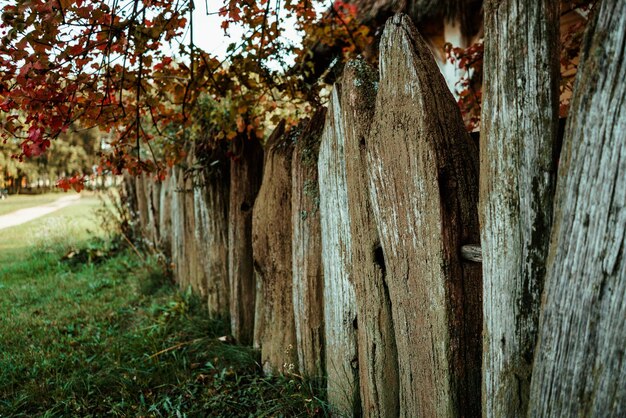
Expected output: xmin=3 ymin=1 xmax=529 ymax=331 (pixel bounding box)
xmin=135 ymin=173 xmax=150 ymax=238
xmin=170 ymin=167 xmax=186 ymax=287
xmin=252 ymin=121 xmax=298 ymax=374
xmin=291 ymin=109 xmax=327 ymax=378
xmin=136 ymin=173 xmax=160 ymax=245
xmin=479 ymin=1 xmax=560 ymax=416
xmin=366 ymin=14 xmax=481 ymax=417
xmin=121 ymin=172 xmax=138 ymax=218
xmin=318 ymin=85 xmax=360 ymax=416
xmin=169 ymin=161 xmax=205 ymax=295
xmin=194 ymin=158 xmax=230 ymax=318
xmin=341 ymin=58 xmax=399 ymax=418
xmin=184 ymin=164 xmax=206 ymax=297
xmin=147 ymin=178 xmax=161 ymax=246
xmin=528 ymin=2 xmax=626 ymax=416
xmin=228 ymin=136 xmax=264 ymax=345
xmin=158 ymin=173 xmax=173 ymax=257
xmin=136 ymin=174 xmax=161 ymax=247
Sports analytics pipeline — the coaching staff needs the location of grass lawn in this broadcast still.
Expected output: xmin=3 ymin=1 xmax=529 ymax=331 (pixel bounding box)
xmin=0 ymin=192 xmax=68 ymax=216
xmin=0 ymin=194 xmax=327 ymax=417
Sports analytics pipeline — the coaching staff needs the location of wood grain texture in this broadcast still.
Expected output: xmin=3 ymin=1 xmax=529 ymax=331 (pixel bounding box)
xmin=170 ymin=167 xmax=186 ymax=288
xmin=158 ymin=173 xmax=173 ymax=257
xmin=318 ymin=85 xmax=361 ymax=416
xmin=135 ymin=174 xmax=161 ymax=247
xmin=291 ymin=110 xmax=327 ymax=378
xmin=170 ymin=162 xmax=206 ymax=296
xmin=228 ymin=136 xmax=264 ymax=345
xmin=252 ymin=121 xmax=298 ymax=374
xmin=148 ymin=179 xmax=161 ymax=247
xmin=194 ymin=163 xmax=230 ymax=318
xmin=528 ymin=2 xmax=626 ymax=415
xmin=135 ymin=174 xmax=150 ymax=239
xmin=341 ymin=58 xmax=399 ymax=418
xmin=366 ymin=14 xmax=481 ymax=417
xmin=479 ymin=1 xmax=560 ymax=416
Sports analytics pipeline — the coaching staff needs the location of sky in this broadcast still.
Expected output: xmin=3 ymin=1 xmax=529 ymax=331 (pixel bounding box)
xmin=177 ymin=1 xmax=308 ymax=65
xmin=186 ymin=2 xmax=245 ymax=59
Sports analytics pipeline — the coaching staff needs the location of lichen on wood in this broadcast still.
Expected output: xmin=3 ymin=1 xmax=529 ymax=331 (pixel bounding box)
xmin=318 ymin=84 xmax=361 ymax=416
xmin=291 ymin=109 xmax=327 ymax=378
xmin=342 ymin=57 xmax=399 ymax=418
xmin=479 ymin=1 xmax=560 ymax=416
xmin=528 ymin=2 xmax=626 ymax=415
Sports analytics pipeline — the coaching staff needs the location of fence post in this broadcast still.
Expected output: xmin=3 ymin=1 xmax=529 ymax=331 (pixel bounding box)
xmin=366 ymin=14 xmax=481 ymax=417
xmin=480 ymin=1 xmax=560 ymax=415
xmin=252 ymin=121 xmax=298 ymax=373
xmin=319 ymin=85 xmax=360 ymax=416
xmin=194 ymin=152 xmax=230 ymax=318
xmin=341 ymin=58 xmax=399 ymax=418
xmin=291 ymin=109 xmax=327 ymax=378
xmin=228 ymin=135 xmax=264 ymax=345
xmin=529 ymin=2 xmax=626 ymax=414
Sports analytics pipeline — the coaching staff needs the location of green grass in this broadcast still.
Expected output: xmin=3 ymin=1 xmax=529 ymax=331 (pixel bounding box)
xmin=0 ymin=192 xmax=66 ymax=216
xmin=0 ymin=194 xmax=329 ymax=417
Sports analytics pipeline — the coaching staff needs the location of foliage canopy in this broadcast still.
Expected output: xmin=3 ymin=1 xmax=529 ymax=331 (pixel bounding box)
xmin=0 ymin=0 xmax=372 ymax=190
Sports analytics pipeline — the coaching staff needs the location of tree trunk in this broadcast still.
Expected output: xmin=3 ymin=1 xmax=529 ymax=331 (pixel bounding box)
xmin=366 ymin=14 xmax=481 ymax=417
xmin=252 ymin=121 xmax=298 ymax=374
xmin=528 ymin=3 xmax=626 ymax=416
xmin=318 ymin=85 xmax=360 ymax=416
xmin=341 ymin=58 xmax=399 ymax=418
xmin=291 ymin=109 xmax=327 ymax=378
xmin=194 ymin=159 xmax=230 ymax=318
xmin=229 ymin=136 xmax=264 ymax=345
xmin=479 ymin=1 xmax=560 ymax=416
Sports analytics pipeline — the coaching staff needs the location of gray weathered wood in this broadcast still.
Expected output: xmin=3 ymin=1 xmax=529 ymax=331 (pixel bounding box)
xmin=170 ymin=162 xmax=206 ymax=296
xmin=291 ymin=110 xmax=326 ymax=378
xmin=252 ymin=121 xmax=298 ymax=374
xmin=479 ymin=1 xmax=560 ymax=416
xmin=185 ymin=165 xmax=207 ymax=297
xmin=342 ymin=58 xmax=399 ymax=418
xmin=194 ymin=160 xmax=230 ymax=318
xmin=528 ymin=2 xmax=626 ymax=416
xmin=158 ymin=173 xmax=173 ymax=257
xmin=135 ymin=174 xmax=150 ymax=239
xmin=122 ymin=172 xmax=138 ymax=222
xmin=147 ymin=176 xmax=161 ymax=246
xmin=319 ymin=85 xmax=360 ymax=416
xmin=170 ymin=167 xmax=186 ymax=287
xmin=135 ymin=174 xmax=161 ymax=247
xmin=228 ymin=136 xmax=264 ymax=345
xmin=366 ymin=14 xmax=481 ymax=417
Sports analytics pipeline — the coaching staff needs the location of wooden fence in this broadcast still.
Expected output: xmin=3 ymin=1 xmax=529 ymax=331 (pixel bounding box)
xmin=126 ymin=9 xmax=626 ymax=417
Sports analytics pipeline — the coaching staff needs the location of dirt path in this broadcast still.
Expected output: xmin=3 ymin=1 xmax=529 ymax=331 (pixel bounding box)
xmin=0 ymin=194 xmax=81 ymax=231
